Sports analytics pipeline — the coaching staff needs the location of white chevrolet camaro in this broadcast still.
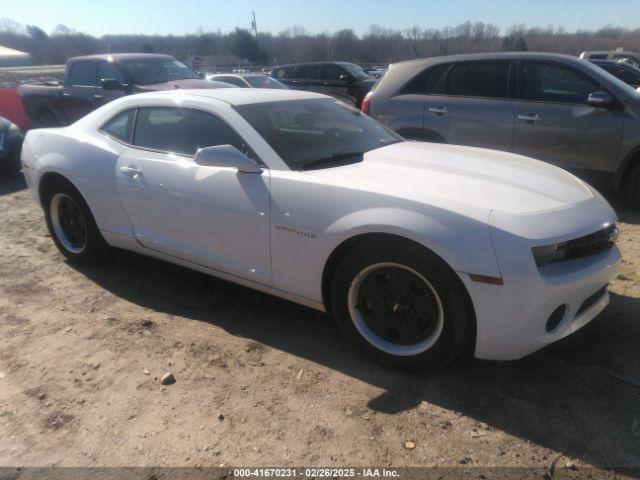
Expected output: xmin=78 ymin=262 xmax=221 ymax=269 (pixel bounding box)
xmin=21 ymin=89 xmax=620 ymax=368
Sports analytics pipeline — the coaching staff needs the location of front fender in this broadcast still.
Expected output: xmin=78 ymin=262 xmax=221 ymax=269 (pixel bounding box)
xmin=271 ymin=203 xmax=500 ymax=304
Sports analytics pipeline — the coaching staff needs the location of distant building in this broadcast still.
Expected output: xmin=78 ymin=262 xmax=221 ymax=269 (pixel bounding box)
xmin=0 ymin=45 xmax=31 ymax=67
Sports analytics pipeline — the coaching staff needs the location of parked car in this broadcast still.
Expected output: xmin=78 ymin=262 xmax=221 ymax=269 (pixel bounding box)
xmin=206 ymin=73 xmax=288 ymax=89
xmin=366 ymin=67 xmax=388 ymax=79
xmin=363 ymin=52 xmax=640 ymax=207
xmin=18 ymin=53 xmax=232 ymax=127
xmin=590 ymin=59 xmax=640 ymax=88
xmin=22 ymin=88 xmax=620 ymax=368
xmin=580 ymin=50 xmax=640 ymax=68
xmin=0 ymin=116 xmax=23 ymax=174
xmin=271 ymin=62 xmax=376 ymax=106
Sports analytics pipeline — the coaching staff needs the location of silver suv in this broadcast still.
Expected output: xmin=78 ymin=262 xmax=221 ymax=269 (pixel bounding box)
xmin=363 ymin=52 xmax=640 ymax=206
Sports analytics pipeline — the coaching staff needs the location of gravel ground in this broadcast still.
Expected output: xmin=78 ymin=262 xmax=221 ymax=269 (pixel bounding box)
xmin=0 ymin=172 xmax=638 ymax=477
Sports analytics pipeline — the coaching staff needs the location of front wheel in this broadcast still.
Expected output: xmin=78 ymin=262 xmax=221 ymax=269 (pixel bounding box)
xmin=330 ymin=238 xmax=472 ymax=369
xmin=43 ymin=180 xmax=107 ymax=263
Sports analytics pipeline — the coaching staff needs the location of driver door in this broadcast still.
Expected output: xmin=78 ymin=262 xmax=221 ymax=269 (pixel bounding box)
xmin=512 ymin=61 xmax=623 ymax=172
xmin=113 ymin=106 xmax=272 ymax=284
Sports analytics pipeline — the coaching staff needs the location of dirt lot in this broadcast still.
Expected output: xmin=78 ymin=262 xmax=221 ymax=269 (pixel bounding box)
xmin=0 ymin=172 xmax=639 ymax=475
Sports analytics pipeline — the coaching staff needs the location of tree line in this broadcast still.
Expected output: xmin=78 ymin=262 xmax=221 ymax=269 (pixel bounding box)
xmin=2 ymin=18 xmax=640 ymax=67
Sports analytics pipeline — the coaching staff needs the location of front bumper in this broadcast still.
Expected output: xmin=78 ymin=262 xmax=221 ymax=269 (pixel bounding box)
xmin=465 ymin=196 xmax=620 ymax=361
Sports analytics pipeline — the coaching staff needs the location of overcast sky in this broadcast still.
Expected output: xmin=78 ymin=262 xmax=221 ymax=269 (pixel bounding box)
xmin=5 ymin=0 xmax=640 ymax=36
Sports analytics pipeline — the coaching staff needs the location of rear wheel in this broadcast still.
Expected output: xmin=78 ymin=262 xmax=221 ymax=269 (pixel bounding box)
xmin=330 ymin=238 xmax=471 ymax=369
xmin=43 ymin=180 xmax=107 ymax=263
xmin=626 ymin=162 xmax=640 ymax=209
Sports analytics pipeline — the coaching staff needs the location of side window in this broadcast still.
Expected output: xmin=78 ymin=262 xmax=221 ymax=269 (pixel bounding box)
xmin=298 ymin=65 xmax=321 ymax=79
xmin=447 ymin=62 xmax=509 ymax=98
xmin=97 ymin=61 xmax=125 ymax=85
xmin=133 ymin=107 xmax=246 ymax=156
xmin=324 ymin=65 xmax=346 ymax=81
xmin=610 ymin=67 xmax=639 ymax=85
xmin=520 ymin=62 xmax=599 ymax=104
xmin=101 ymin=109 xmax=135 ymax=142
xmin=274 ymin=68 xmax=289 ymax=79
xmin=401 ymin=64 xmax=448 ymax=95
xmin=68 ymin=61 xmax=98 ymax=87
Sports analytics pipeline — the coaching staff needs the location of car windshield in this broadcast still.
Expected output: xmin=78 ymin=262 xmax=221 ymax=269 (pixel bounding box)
xmin=235 ymin=99 xmax=402 ymax=170
xmin=341 ymin=63 xmax=372 ymax=81
xmin=120 ymin=58 xmax=200 ymax=85
xmin=245 ymin=75 xmax=289 ymax=89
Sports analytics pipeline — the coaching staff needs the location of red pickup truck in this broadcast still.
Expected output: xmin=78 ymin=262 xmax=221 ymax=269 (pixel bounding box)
xmin=18 ymin=53 xmax=231 ymax=127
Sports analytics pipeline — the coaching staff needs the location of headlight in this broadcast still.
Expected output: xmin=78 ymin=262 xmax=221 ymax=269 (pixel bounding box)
xmin=532 ymin=243 xmax=566 ymax=267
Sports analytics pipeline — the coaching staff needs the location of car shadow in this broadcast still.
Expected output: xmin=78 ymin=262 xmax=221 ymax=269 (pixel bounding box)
xmin=73 ymin=249 xmax=640 ymax=472
xmin=0 ymin=171 xmax=27 ymax=196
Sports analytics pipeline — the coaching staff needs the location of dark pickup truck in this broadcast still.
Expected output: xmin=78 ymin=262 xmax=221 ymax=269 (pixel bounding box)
xmin=18 ymin=53 xmax=231 ymax=127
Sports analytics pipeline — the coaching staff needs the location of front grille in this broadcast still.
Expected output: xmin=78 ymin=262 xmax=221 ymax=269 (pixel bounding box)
xmin=533 ymin=224 xmax=617 ymax=267
xmin=560 ymin=224 xmax=617 ymax=263
xmin=575 ymin=285 xmax=608 ymax=317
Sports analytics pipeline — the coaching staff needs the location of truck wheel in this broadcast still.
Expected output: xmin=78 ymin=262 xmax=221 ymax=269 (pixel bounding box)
xmin=0 ymin=153 xmax=21 ymax=174
xmin=43 ymin=180 xmax=108 ymax=264
xmin=330 ymin=238 xmax=471 ymax=370
xmin=626 ymin=163 xmax=640 ymax=209
xmin=36 ymin=111 xmax=60 ymax=128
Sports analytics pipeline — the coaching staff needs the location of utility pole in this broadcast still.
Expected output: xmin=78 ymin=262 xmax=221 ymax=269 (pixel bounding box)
xmin=251 ymin=11 xmax=258 ymax=40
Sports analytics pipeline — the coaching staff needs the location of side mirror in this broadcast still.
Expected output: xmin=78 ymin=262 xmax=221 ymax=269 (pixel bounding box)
xmin=339 ymin=74 xmax=352 ymax=82
xmin=194 ymin=145 xmax=262 ymax=174
xmin=101 ymin=78 xmax=124 ymax=90
xmin=587 ymin=91 xmax=615 ymax=108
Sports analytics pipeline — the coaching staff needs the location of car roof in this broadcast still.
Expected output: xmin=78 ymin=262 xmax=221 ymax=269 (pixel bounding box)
xmin=210 ymin=73 xmax=268 ymax=78
xmin=130 ymin=88 xmax=328 ymax=106
xmin=591 ymin=59 xmax=636 ymax=67
xmin=392 ymin=52 xmax=585 ymax=68
xmin=68 ymin=53 xmax=175 ymax=62
xmin=274 ymin=61 xmax=358 ymax=68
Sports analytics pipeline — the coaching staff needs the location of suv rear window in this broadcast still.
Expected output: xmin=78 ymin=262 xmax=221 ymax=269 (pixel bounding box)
xmin=447 ymin=62 xmax=509 ymax=98
xmin=401 ymin=64 xmax=448 ymax=95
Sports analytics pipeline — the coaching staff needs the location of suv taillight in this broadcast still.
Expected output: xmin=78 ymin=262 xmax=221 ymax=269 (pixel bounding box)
xmin=361 ymin=93 xmax=371 ymax=115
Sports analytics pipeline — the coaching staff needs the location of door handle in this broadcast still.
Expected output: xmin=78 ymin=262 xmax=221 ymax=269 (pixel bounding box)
xmin=120 ymin=166 xmax=143 ymax=177
xmin=518 ymin=114 xmax=540 ymax=122
xmin=62 ymin=92 xmax=71 ymax=97
xmin=428 ymin=106 xmax=448 ymax=114
xmin=93 ymin=94 xmax=104 ymax=100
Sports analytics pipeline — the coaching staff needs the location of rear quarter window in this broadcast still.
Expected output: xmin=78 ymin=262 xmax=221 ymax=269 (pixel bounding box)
xmin=101 ymin=109 xmax=135 ymax=142
xmin=401 ymin=64 xmax=449 ymax=95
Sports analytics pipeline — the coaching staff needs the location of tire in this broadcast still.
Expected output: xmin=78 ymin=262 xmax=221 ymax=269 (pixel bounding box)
xmin=43 ymin=179 xmax=107 ymax=264
xmin=35 ymin=110 xmax=60 ymax=128
xmin=0 ymin=154 xmax=21 ymax=174
xmin=625 ymin=162 xmax=640 ymax=209
xmin=330 ymin=238 xmax=471 ymax=369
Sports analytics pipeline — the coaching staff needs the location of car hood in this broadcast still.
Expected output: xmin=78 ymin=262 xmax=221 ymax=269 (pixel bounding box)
xmin=303 ymin=141 xmax=596 ymax=218
xmin=133 ymin=79 xmax=234 ymax=91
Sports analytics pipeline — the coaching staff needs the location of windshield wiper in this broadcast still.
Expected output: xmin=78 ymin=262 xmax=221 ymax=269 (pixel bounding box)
xmin=300 ymin=151 xmax=364 ymax=170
